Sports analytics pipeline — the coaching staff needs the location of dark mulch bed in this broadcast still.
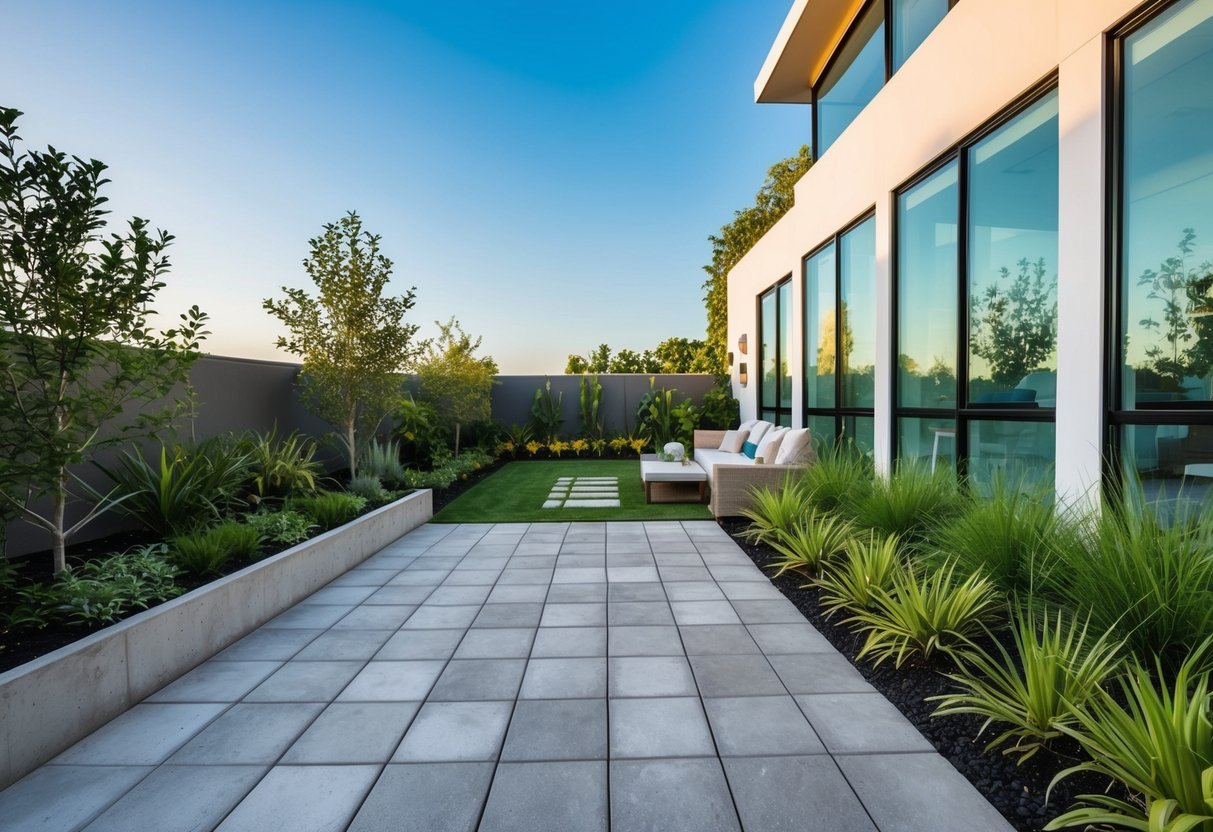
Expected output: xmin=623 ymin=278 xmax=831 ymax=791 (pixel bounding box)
xmin=719 ymin=518 xmax=1124 ymax=832
xmin=0 ymin=463 xmax=505 ymax=675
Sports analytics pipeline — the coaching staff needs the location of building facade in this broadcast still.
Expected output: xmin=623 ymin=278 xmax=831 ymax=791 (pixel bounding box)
xmin=728 ymin=0 xmax=1213 ymax=507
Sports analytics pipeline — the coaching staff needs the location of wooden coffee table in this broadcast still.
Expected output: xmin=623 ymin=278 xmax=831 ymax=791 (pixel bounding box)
xmin=640 ymin=454 xmax=708 ymax=503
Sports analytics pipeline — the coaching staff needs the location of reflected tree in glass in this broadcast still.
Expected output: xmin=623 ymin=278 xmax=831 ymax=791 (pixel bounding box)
xmin=970 ymin=257 xmax=1057 ymax=387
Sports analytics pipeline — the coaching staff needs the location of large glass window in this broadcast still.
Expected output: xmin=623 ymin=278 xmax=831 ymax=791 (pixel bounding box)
xmin=760 ymin=279 xmax=793 ymax=426
xmin=1112 ymin=0 xmax=1213 ymax=503
xmin=892 ymin=0 xmax=952 ymax=72
xmin=816 ymin=2 xmax=885 ymax=157
xmin=805 ymin=215 xmax=877 ymax=453
xmin=895 ymin=89 xmax=1059 ymax=490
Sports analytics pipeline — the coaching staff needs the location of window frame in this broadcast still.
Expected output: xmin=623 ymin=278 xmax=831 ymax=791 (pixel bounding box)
xmin=758 ymin=275 xmax=794 ymax=426
xmin=890 ymin=75 xmax=1060 ymax=475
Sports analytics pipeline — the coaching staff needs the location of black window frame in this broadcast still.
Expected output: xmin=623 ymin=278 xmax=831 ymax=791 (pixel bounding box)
xmin=890 ymin=75 xmax=1060 ymax=476
xmin=1104 ymin=0 xmax=1213 ymax=486
xmin=803 ymin=209 xmax=878 ymax=447
xmin=758 ymin=276 xmax=794 ymax=426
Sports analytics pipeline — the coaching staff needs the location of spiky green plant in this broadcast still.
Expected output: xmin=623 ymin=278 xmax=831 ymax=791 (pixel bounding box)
xmin=1045 ymin=640 xmax=1213 ymax=832
xmin=815 ymin=533 xmax=904 ymax=618
xmin=359 ymin=438 xmax=406 ymax=488
xmin=172 ymin=522 xmax=261 ymax=576
xmin=850 ymin=558 xmax=1001 ymax=668
xmin=767 ymin=512 xmax=853 ymax=579
xmin=851 ymin=461 xmax=968 ymax=545
xmin=578 ymin=375 xmax=603 ymax=439
xmin=739 ymin=478 xmax=810 ymax=546
xmin=288 ymin=491 xmax=367 ymax=531
xmin=802 ymin=441 xmax=873 ymax=519
xmin=930 ymin=604 xmax=1123 ymax=763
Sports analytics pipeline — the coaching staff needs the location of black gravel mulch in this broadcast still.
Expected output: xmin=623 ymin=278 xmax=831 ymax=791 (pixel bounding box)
xmin=718 ymin=518 xmax=1123 ymax=832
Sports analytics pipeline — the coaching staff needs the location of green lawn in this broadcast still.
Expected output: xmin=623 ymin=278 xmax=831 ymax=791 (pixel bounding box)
xmin=431 ymin=460 xmax=713 ymax=523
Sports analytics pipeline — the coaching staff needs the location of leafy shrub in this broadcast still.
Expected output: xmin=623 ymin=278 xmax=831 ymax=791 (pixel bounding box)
xmin=402 ymin=449 xmax=493 ymax=489
xmin=850 ymin=462 xmax=967 ymax=545
xmin=1053 ymin=483 xmax=1213 ymax=671
xmin=699 ymin=380 xmax=740 ymax=430
xmin=636 ymin=380 xmax=698 ymax=447
xmin=172 ymin=522 xmax=261 ymax=576
xmin=1045 ymin=641 xmax=1213 ymax=831
xmin=802 ymin=442 xmax=873 ymax=518
xmin=850 ymin=559 xmax=1001 ymax=668
xmin=579 ymin=375 xmax=603 ymax=439
xmin=930 ymin=604 xmax=1123 ymax=763
xmin=99 ymin=444 xmax=251 ymax=535
xmin=348 ymin=474 xmax=391 ymax=503
xmin=395 ymin=393 xmax=446 ymax=466
xmin=767 ymin=512 xmax=852 ymax=579
xmin=529 ymin=378 xmax=563 ymax=442
xmin=245 ymin=428 xmax=322 ymax=498
xmin=246 ymin=509 xmax=315 ymax=546
xmin=289 ymin=491 xmax=367 ymax=530
xmin=815 ymin=533 xmax=904 ymax=618
xmin=359 ymin=438 xmax=406 ymax=488
xmin=931 ymin=479 xmax=1066 ymax=597
xmin=740 ymin=479 xmax=810 ymax=547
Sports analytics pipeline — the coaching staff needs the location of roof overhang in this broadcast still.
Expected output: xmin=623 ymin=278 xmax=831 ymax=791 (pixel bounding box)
xmin=754 ymin=0 xmax=867 ymax=103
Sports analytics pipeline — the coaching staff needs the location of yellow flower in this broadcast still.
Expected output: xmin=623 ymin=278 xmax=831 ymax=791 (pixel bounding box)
xmin=629 ymin=438 xmax=647 ymax=454
xmin=404 ymin=431 xmax=415 ymax=441
xmin=525 ymin=440 xmax=543 ymax=455
xmin=549 ymin=440 xmax=568 ymax=458
xmin=570 ymin=439 xmax=588 ymax=456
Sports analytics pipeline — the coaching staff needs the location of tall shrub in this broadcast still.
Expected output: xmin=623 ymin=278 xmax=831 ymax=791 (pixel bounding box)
xmin=415 ymin=318 xmax=498 ymax=456
xmin=0 ymin=107 xmax=207 ymax=572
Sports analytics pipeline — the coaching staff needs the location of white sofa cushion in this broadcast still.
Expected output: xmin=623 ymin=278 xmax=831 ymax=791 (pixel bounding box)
xmin=755 ymin=426 xmax=789 ymax=462
xmin=718 ymin=429 xmax=750 ymax=454
xmin=694 ymin=448 xmax=754 ymax=489
xmin=748 ymin=421 xmax=773 ymax=446
xmin=774 ymin=428 xmax=813 ymax=465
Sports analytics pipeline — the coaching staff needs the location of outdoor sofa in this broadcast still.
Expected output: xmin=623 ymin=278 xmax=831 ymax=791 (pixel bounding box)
xmin=693 ymin=419 xmax=817 ymax=518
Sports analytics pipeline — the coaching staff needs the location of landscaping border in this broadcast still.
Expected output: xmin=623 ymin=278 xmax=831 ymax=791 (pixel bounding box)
xmin=0 ymin=489 xmax=432 ymax=789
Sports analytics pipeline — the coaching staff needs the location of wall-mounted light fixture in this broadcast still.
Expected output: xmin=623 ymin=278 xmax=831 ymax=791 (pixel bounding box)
xmin=727 ymin=351 xmax=734 ymax=367
xmin=737 ymin=334 xmax=748 ymax=355
xmin=738 ymin=362 xmax=748 ymax=387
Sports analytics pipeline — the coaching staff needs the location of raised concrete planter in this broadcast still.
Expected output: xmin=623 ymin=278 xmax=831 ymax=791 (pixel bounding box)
xmin=0 ymin=489 xmax=432 ymax=789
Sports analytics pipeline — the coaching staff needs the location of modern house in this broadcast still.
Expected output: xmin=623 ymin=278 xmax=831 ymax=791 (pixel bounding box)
xmin=727 ymin=0 xmax=1213 ymax=506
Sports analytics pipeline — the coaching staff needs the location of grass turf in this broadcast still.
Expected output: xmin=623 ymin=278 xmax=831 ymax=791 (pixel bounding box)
xmin=431 ymin=460 xmax=713 ymax=523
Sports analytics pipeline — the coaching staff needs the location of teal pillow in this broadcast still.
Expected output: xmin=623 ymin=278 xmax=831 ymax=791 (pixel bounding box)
xmin=742 ymin=441 xmax=758 ymax=459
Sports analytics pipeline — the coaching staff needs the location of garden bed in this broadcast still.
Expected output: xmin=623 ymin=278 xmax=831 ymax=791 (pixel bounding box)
xmin=720 ymin=518 xmax=1117 ymax=832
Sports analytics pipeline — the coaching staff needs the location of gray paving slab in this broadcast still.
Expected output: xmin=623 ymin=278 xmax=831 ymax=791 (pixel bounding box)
xmin=609 ymin=697 xmax=715 ymax=758
xmin=81 ymin=765 xmax=266 ymax=832
xmin=0 ymin=765 xmax=151 ymax=832
xmin=337 ymin=660 xmax=445 ymax=701
xmin=609 ymin=656 xmax=697 ymax=697
xmin=608 ymin=625 xmax=684 ymax=656
xmin=213 ymin=764 xmax=379 ymax=832
xmin=689 ymin=654 xmax=786 ymax=697
xmin=547 ymin=582 xmax=607 ymax=602
xmin=441 ymin=569 xmax=502 ymax=585
xmin=347 ymin=763 xmax=494 ymax=832
xmin=704 ymin=695 xmax=826 ymax=755
xmin=402 ymin=604 xmax=480 ymax=629
xmin=333 ymin=604 xmax=417 ymax=629
xmin=722 ymin=756 xmax=877 ymax=832
xmin=281 ymin=701 xmax=420 ymax=763
xmin=540 ymin=602 xmax=605 ymax=627
xmin=746 ymin=621 xmax=836 ymax=654
xmin=292 ymin=628 xmax=394 ymax=661
xmin=520 ymin=657 xmax=607 ymax=698
xmin=429 ymin=658 xmax=527 ymax=701
xmin=213 ymin=627 xmax=322 ymax=661
xmin=480 ymin=761 xmax=608 ymax=832
xmin=608 ymin=600 xmax=675 ymax=626
xmin=146 ymin=660 xmax=281 ymax=702
xmin=670 ymin=600 xmax=743 ymax=625
xmin=610 ymin=758 xmax=741 ymax=832
xmin=500 ymin=698 xmax=607 ymax=761
xmin=495 ymin=567 xmax=553 ymax=585
xmin=392 ymin=701 xmax=513 ymax=762
xmin=606 ymin=582 xmax=666 ymax=602
xmin=717 ymin=581 xmax=785 ymax=600
xmin=168 ymin=703 xmax=324 ymax=764
xmin=53 ymin=703 xmax=228 ymax=765
xmin=375 ymin=628 xmax=465 ymax=660
xmin=795 ymin=693 xmax=935 ymax=753
xmin=486 ymin=584 xmax=549 ymax=603
xmin=663 ymin=580 xmax=725 ymax=600
xmin=244 ymin=660 xmax=364 ymax=702
xmin=679 ymin=624 xmax=762 ymax=655
xmin=473 ymin=602 xmax=544 ymax=628
xmin=731 ymin=598 xmax=808 ymax=624
xmin=837 ymin=753 xmax=1016 ymax=832
xmin=530 ymin=626 xmax=607 ymax=657
xmin=264 ymin=603 xmax=351 ymax=629
xmin=453 ymin=627 xmax=536 ymax=659
xmin=768 ymin=653 xmax=875 ymax=694
xmin=364 ymin=585 xmax=435 ymax=604
xmin=305 ymin=585 xmax=378 ymax=605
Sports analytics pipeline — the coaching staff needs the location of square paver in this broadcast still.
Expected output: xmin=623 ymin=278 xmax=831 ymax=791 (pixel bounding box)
xmin=401 ymin=605 xmax=480 ymax=629
xmin=606 ymin=566 xmax=660 ymax=583
xmin=794 ymin=693 xmax=934 ymax=753
xmin=678 ymin=625 xmax=761 ymax=656
xmin=306 ymin=585 xmax=378 ymax=605
xmin=213 ymin=628 xmax=321 ymax=661
xmin=428 ymin=587 xmax=493 ymax=606
xmin=519 ymin=657 xmax=607 ymax=699
xmin=552 ymin=567 xmax=606 ymax=584
xmin=703 ymin=696 xmax=825 ymax=755
xmin=264 ymin=604 xmax=350 ymax=629
xmin=365 ymin=586 xmax=435 ymax=605
xmin=495 ymin=569 xmax=553 ymax=585
xmin=334 ymin=605 xmax=417 ymax=630
xmin=389 ymin=570 xmax=450 ymax=586
xmin=347 ymin=763 xmax=494 ymax=832
xmin=168 ymin=703 xmax=323 ymax=764
xmin=540 ymin=602 xmax=606 ymax=627
xmin=718 ymin=581 xmax=784 ymax=600
xmin=836 ymin=753 xmax=1015 ymax=832
xmin=281 ymin=702 xmax=420 ymax=763
xmin=480 ymin=761 xmax=607 ymax=832
xmin=608 ymin=601 xmax=674 ymax=626
xmin=546 ymin=583 xmax=606 ymax=603
xmin=658 ymin=566 xmax=714 ymax=582
xmin=81 ymin=764 xmax=266 ymax=832
xmin=670 ymin=601 xmax=742 ymax=626
xmin=608 ymin=656 xmax=697 ymax=697
xmin=767 ymin=653 xmax=874 ymax=694
xmin=746 ymin=622 xmax=835 ymax=654
xmin=530 ymin=627 xmax=606 ymax=658
xmin=0 ymin=765 xmax=152 ymax=832
xmin=731 ymin=599 xmax=806 ymax=624
xmin=609 ymin=697 xmax=715 ymax=758
xmin=244 ymin=660 xmax=364 ymax=702
xmin=722 ymin=756 xmax=877 ymax=832
xmin=453 ymin=627 xmax=535 ymax=659
xmin=486 ymin=584 xmax=549 ymax=604
xmin=663 ymin=582 xmax=725 ymax=601
xmin=428 ymin=659 xmax=527 ymax=701
xmin=54 ymin=703 xmax=227 ymax=765
xmin=375 ymin=629 xmax=465 ymax=660
xmin=556 ymin=554 xmax=603 ymax=568
xmin=337 ymin=660 xmax=446 ymax=702
xmin=214 ymin=764 xmax=379 ymax=832
xmin=688 ymin=655 xmax=786 ymax=697
xmin=441 ymin=569 xmax=502 ymax=586
xmin=608 ymin=626 xmax=685 ymax=657
xmin=610 ymin=759 xmax=741 ymax=832
xmin=293 ymin=629 xmax=394 ymax=661
xmin=392 ymin=701 xmax=514 ymax=762
xmin=606 ymin=583 xmax=666 ymax=602
xmin=147 ymin=661 xmax=281 ymax=703
xmin=708 ymin=565 xmax=767 ymax=582
xmin=501 ymin=698 xmax=607 ymax=761
xmin=473 ymin=603 xmax=543 ymax=628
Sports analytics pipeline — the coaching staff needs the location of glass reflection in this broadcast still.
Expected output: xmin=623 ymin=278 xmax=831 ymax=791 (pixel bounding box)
xmin=817 ymin=2 xmax=885 ymax=156
xmin=805 ymin=244 xmax=837 ymax=409
xmin=966 ymin=420 xmax=1055 ymax=494
xmin=892 ymin=0 xmax=951 ymax=72
xmin=841 ymin=217 xmax=877 ymax=407
xmin=761 ymin=289 xmax=777 ymax=410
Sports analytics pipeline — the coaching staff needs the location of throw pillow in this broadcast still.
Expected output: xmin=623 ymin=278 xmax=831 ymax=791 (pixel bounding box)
xmin=717 ymin=429 xmax=750 ymax=454
xmin=755 ymin=426 xmax=789 ymax=462
xmin=774 ymin=428 xmax=813 ymax=465
xmin=738 ymin=419 xmax=758 ymax=433
xmin=741 ymin=441 xmax=759 ymax=459
xmin=748 ymin=420 xmax=773 ymax=446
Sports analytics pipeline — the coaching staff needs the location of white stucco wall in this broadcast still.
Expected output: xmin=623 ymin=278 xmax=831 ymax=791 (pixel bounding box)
xmin=729 ymin=0 xmax=1142 ymax=499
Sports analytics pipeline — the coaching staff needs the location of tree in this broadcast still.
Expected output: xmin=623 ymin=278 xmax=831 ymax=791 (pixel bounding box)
xmin=564 ymin=338 xmax=711 ymax=374
xmin=415 ymin=317 xmax=498 ymax=456
xmin=652 ymin=337 xmax=713 ymax=373
xmin=0 ymin=107 xmax=207 ymax=572
xmin=264 ymin=212 xmax=421 ymax=477
xmin=970 ymin=257 xmax=1057 ymax=386
xmin=702 ymin=146 xmax=812 ymax=374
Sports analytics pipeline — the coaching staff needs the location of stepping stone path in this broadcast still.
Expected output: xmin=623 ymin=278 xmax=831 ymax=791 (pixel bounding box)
xmin=543 ymin=476 xmax=620 ymax=509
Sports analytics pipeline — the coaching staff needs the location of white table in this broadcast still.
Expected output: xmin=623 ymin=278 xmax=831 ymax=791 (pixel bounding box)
xmin=640 ymin=454 xmax=708 ymax=503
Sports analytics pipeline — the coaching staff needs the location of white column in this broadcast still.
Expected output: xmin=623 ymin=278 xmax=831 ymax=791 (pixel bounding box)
xmin=872 ymin=193 xmax=894 ymax=476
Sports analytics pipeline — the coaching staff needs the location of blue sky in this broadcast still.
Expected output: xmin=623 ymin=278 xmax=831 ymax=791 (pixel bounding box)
xmin=4 ymin=0 xmax=804 ymax=373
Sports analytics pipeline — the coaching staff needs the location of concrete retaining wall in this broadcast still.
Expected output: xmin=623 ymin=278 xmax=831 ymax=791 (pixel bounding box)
xmin=0 ymin=489 xmax=432 ymax=789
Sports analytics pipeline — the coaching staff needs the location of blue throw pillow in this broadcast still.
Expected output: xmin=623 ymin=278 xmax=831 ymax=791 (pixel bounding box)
xmin=742 ymin=441 xmax=758 ymax=459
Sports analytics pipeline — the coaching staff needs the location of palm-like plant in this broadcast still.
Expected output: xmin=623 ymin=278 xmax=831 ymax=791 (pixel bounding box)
xmin=767 ymin=512 xmax=853 ymax=579
xmin=815 ymin=533 xmax=904 ymax=618
xmin=740 ymin=478 xmax=810 ymax=546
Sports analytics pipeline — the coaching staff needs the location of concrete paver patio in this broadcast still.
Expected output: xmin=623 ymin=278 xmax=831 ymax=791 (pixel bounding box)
xmin=0 ymin=521 xmax=1014 ymax=832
